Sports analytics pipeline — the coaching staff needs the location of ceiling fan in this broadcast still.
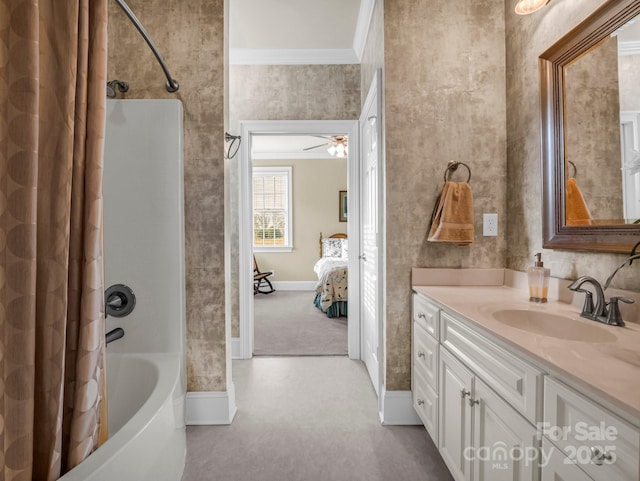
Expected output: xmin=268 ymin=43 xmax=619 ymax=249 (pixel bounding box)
xmin=303 ymin=135 xmax=349 ymax=158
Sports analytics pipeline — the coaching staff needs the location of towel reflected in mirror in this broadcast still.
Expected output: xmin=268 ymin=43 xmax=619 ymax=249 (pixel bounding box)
xmin=565 ymin=177 xmax=592 ymax=226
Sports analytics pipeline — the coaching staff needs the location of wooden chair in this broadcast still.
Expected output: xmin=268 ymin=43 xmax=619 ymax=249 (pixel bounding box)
xmin=253 ymin=255 xmax=275 ymax=294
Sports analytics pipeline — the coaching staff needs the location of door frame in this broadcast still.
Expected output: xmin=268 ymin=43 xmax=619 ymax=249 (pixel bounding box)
xmin=238 ymin=120 xmax=361 ymax=359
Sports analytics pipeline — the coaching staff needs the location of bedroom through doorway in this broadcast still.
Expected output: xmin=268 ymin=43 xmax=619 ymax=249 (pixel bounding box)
xmin=251 ymin=133 xmax=349 ymax=356
xmin=237 ymin=120 xmax=361 ymax=360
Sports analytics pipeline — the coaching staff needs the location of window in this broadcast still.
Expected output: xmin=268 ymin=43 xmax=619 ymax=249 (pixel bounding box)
xmin=253 ymin=167 xmax=292 ymax=251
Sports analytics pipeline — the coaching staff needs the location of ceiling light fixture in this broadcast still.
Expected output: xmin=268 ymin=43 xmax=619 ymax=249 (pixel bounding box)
xmin=515 ymin=0 xmax=550 ymax=15
xmin=327 ymin=136 xmax=348 ymax=158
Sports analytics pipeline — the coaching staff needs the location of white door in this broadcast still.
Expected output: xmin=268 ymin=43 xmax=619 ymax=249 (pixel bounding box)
xmin=360 ymin=71 xmax=382 ymax=395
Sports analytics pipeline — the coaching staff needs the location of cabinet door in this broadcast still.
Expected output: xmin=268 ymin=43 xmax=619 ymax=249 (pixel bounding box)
xmin=473 ymin=379 xmax=540 ymax=481
xmin=541 ymin=439 xmax=594 ymax=481
xmin=439 ymin=347 xmax=474 ymax=481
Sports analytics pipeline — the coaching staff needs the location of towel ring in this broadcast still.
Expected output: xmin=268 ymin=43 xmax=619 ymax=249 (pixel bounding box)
xmin=444 ymin=161 xmax=471 ymax=183
xmin=567 ymin=160 xmax=577 ymax=178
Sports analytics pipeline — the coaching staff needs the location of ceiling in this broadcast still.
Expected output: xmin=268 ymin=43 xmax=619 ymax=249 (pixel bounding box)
xmin=229 ymin=0 xmax=374 ymax=65
xmin=251 ymin=135 xmax=347 ymax=160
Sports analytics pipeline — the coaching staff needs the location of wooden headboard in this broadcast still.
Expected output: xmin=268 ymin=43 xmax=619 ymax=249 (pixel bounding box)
xmin=319 ymin=232 xmax=347 ymax=258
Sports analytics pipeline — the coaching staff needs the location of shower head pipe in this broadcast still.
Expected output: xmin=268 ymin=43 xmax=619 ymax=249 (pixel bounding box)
xmin=113 ymin=0 xmax=179 ymax=93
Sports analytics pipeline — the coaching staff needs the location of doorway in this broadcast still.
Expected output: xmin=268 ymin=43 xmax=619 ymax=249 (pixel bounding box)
xmin=251 ymin=137 xmax=348 ymax=356
xmin=238 ymin=120 xmax=361 ymax=360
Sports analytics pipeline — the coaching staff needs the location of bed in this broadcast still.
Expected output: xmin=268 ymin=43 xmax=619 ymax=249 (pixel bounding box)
xmin=313 ymin=232 xmax=348 ymax=318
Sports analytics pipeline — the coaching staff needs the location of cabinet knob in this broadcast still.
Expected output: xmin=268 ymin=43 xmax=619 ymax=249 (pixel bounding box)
xmin=590 ymin=447 xmax=613 ymax=466
xmin=461 ymin=388 xmax=471 ymax=399
xmin=469 ymin=397 xmax=480 ymax=406
xmin=418 ymin=351 xmax=425 ymax=359
xmin=417 ymin=399 xmax=425 ymax=406
xmin=418 ymin=312 xmax=426 ymax=320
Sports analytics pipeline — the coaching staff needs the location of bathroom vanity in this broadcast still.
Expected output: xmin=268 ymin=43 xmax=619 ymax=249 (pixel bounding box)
xmin=411 ymin=269 xmax=640 ymax=481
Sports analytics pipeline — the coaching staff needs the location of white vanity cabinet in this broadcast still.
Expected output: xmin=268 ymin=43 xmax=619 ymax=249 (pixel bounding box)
xmin=412 ymin=292 xmax=542 ymax=481
xmin=412 ymin=294 xmax=439 ymax=444
xmin=438 ymin=322 xmax=540 ymax=481
xmin=412 ymin=283 xmax=640 ymax=481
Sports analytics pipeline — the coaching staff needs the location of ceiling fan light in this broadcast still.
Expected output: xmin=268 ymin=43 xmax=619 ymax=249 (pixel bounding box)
xmin=515 ymin=0 xmax=549 ymax=15
xmin=327 ymin=145 xmax=337 ymax=156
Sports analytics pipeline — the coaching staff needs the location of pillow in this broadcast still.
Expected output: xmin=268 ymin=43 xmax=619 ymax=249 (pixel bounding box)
xmin=322 ymin=238 xmax=344 ymax=258
xmin=341 ymin=239 xmax=348 ymax=259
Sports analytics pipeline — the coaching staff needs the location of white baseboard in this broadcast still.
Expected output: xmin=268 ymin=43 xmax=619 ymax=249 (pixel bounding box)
xmin=272 ymin=281 xmax=316 ymax=291
xmin=232 ymin=337 xmax=242 ymax=359
xmin=379 ymin=389 xmax=422 ymax=425
xmin=185 ymin=382 xmax=237 ymax=425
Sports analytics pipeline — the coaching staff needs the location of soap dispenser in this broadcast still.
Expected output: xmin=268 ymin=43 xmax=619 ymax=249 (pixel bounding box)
xmin=528 ymin=252 xmax=550 ymax=303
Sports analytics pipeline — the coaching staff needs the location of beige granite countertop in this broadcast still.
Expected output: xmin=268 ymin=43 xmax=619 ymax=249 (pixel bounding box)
xmin=412 ymin=278 xmax=640 ymax=427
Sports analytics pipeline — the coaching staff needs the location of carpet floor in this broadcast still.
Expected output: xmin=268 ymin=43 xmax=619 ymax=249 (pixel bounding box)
xmin=253 ymin=290 xmax=348 ymax=356
xmin=182 ymin=357 xmax=453 ymax=481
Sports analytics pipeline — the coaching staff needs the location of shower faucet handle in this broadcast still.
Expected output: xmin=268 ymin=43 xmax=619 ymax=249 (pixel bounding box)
xmin=107 ymin=294 xmax=123 ymax=308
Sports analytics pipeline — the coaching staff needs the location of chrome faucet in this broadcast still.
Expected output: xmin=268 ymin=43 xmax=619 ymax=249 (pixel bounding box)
xmin=567 ymin=276 xmax=632 ymax=327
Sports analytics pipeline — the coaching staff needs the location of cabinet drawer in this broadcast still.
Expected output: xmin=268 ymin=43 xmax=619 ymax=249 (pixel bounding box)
xmin=541 ymin=439 xmax=594 ymax=481
xmin=413 ymin=322 xmax=438 ymax=390
xmin=412 ymin=294 xmax=439 ymax=339
xmin=413 ymin=371 xmax=438 ymax=447
xmin=440 ymin=311 xmax=543 ymax=423
xmin=544 ymin=377 xmax=639 ymax=481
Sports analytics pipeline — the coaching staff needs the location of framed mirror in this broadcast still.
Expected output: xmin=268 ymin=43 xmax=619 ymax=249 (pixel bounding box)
xmin=540 ymin=0 xmax=640 ymax=253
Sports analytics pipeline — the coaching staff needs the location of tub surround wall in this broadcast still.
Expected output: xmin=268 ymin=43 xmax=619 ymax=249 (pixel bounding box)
xmin=229 ymin=64 xmax=361 ymax=337
xmin=505 ymin=0 xmax=640 ymax=291
xmin=383 ymin=0 xmax=508 ymax=391
xmin=107 ymin=0 xmax=227 ymax=393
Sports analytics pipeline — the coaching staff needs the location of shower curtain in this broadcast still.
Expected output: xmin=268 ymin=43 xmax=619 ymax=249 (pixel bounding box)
xmin=0 ymin=1 xmax=108 ymax=480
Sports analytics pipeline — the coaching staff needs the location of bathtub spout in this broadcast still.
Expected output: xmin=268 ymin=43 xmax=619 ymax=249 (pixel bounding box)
xmin=106 ymin=327 xmax=125 ymax=344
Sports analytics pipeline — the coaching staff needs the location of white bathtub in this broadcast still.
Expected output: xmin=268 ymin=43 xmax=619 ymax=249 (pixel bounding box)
xmin=59 ymin=353 xmax=186 ymax=481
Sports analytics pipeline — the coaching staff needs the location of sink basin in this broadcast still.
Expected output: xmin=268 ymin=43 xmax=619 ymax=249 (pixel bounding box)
xmin=491 ymin=309 xmax=617 ymax=342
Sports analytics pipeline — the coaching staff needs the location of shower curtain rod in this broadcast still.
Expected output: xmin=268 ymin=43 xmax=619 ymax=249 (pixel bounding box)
xmin=113 ymin=0 xmax=179 ymax=93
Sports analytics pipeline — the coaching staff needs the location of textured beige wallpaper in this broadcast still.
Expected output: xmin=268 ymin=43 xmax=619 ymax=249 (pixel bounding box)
xmin=253 ymin=158 xmax=348 ymax=282
xmin=107 ymin=0 xmax=227 ymax=392
xmin=383 ymin=0 xmax=508 ymax=391
xmin=505 ymin=0 xmax=640 ymax=291
xmin=564 ymin=37 xmax=622 ymax=222
xmin=228 ymin=64 xmax=361 ymax=337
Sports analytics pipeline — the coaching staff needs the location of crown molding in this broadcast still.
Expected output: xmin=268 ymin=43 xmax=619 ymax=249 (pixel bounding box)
xmin=353 ymin=0 xmax=376 ymax=61
xmin=229 ymin=48 xmax=359 ymax=65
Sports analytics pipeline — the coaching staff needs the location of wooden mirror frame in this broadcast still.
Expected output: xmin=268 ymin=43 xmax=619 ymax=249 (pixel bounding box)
xmin=540 ymin=0 xmax=640 ymax=253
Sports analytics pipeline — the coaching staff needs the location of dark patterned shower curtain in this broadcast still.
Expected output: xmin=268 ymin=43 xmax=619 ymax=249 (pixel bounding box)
xmin=0 ymin=1 xmax=109 ymax=479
